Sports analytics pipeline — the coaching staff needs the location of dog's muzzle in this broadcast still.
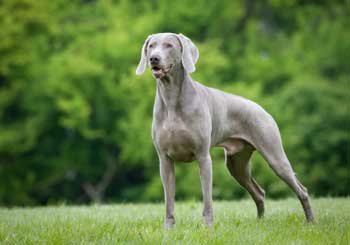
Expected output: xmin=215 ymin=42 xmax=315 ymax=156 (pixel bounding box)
xmin=151 ymin=64 xmax=173 ymax=78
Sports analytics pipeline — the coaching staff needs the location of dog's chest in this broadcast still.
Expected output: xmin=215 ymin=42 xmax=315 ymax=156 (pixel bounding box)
xmin=155 ymin=117 xmax=196 ymax=162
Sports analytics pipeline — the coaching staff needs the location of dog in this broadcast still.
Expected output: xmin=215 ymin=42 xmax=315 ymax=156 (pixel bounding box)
xmin=136 ymin=32 xmax=314 ymax=228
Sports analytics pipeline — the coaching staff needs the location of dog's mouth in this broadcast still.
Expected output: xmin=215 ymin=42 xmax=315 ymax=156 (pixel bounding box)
xmin=151 ymin=64 xmax=173 ymax=78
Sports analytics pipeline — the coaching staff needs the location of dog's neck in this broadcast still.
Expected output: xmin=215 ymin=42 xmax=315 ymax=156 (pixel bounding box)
xmin=156 ymin=64 xmax=190 ymax=118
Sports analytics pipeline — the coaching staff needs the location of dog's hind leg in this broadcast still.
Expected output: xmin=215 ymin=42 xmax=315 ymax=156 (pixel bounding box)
xmin=255 ymin=124 xmax=315 ymax=222
xmin=225 ymin=145 xmax=265 ymax=218
xmin=262 ymin=150 xmax=315 ymax=222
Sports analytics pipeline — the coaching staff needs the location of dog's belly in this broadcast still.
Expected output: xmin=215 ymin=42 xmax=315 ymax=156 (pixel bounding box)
xmin=156 ymin=121 xmax=196 ymax=162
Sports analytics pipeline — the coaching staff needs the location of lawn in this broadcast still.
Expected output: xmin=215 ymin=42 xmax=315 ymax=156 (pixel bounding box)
xmin=0 ymin=198 xmax=349 ymax=244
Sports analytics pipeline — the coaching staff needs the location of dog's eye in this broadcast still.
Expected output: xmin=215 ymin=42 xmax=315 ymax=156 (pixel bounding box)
xmin=149 ymin=44 xmax=154 ymax=48
xmin=165 ymin=43 xmax=173 ymax=48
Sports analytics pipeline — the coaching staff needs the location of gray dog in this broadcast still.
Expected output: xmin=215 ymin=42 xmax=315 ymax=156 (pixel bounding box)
xmin=136 ymin=33 xmax=315 ymax=228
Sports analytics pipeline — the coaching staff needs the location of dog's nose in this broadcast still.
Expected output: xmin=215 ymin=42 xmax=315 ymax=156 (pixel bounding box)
xmin=150 ymin=55 xmax=161 ymax=64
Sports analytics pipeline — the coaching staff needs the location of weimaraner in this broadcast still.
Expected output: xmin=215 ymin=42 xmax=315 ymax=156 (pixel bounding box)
xmin=136 ymin=32 xmax=315 ymax=228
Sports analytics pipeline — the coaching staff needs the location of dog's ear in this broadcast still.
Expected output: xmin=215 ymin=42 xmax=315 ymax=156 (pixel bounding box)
xmin=177 ymin=33 xmax=199 ymax=73
xmin=136 ymin=35 xmax=152 ymax=75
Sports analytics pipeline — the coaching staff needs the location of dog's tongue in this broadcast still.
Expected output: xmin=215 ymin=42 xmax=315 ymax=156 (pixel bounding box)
xmin=153 ymin=68 xmax=164 ymax=78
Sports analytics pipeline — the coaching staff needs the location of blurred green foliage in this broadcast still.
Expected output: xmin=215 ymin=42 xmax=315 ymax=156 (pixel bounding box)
xmin=0 ymin=0 xmax=349 ymax=205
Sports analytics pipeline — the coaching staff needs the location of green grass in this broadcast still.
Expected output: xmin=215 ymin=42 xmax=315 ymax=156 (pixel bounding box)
xmin=0 ymin=198 xmax=349 ymax=244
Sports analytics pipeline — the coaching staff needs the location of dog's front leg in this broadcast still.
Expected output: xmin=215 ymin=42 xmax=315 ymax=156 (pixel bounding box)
xmin=198 ymin=154 xmax=213 ymax=227
xmin=159 ymin=155 xmax=175 ymax=229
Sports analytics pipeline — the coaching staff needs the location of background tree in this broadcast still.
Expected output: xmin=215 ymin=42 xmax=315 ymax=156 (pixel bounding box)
xmin=0 ymin=0 xmax=349 ymax=205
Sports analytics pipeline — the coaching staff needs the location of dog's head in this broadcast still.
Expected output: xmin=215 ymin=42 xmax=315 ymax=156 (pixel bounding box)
xmin=136 ymin=33 xmax=199 ymax=78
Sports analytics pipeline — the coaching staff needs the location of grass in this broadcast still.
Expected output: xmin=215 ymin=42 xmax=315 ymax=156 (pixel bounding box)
xmin=0 ymin=198 xmax=349 ymax=244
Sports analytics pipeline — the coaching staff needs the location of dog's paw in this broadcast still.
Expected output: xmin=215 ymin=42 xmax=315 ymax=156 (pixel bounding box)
xmin=164 ymin=218 xmax=175 ymax=229
xmin=203 ymin=215 xmax=214 ymax=228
